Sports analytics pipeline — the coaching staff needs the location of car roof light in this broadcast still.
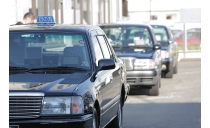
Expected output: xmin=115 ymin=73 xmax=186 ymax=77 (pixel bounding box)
xmin=36 ymin=16 xmax=56 ymax=26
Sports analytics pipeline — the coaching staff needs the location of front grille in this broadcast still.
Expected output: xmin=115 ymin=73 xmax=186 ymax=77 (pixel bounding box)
xmin=127 ymin=78 xmax=136 ymax=83
xmin=9 ymin=96 xmax=43 ymax=119
xmin=141 ymin=78 xmax=153 ymax=82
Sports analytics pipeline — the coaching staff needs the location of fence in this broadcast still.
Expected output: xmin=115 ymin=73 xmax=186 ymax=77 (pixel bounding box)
xmin=171 ymin=22 xmax=201 ymax=52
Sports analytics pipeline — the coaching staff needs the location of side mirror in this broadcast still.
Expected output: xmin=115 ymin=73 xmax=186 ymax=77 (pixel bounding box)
xmin=91 ymin=59 xmax=115 ymax=82
xmin=153 ymin=44 xmax=161 ymax=50
xmin=98 ymin=59 xmax=115 ymax=71
xmin=168 ymin=40 xmax=173 ymax=44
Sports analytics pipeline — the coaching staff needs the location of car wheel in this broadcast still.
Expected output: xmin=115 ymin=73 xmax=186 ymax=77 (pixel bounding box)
xmin=149 ymin=78 xmax=160 ymax=96
xmin=173 ymin=62 xmax=178 ymax=74
xmin=110 ymin=96 xmax=123 ymax=128
xmin=92 ymin=107 xmax=99 ymax=128
xmin=165 ymin=67 xmax=173 ymax=78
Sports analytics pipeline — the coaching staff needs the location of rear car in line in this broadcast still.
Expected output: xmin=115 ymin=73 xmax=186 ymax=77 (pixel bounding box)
xmin=99 ymin=23 xmax=162 ymax=96
xmin=151 ymin=24 xmax=179 ymax=78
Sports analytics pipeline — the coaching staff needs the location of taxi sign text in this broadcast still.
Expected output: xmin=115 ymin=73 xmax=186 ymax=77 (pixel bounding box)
xmin=37 ymin=16 xmax=55 ymax=23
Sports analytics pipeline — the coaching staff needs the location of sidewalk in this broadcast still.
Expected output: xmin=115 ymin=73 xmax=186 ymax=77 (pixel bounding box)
xmin=178 ymin=52 xmax=201 ymax=61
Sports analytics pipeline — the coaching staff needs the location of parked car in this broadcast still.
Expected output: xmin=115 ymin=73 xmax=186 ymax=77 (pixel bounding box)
xmin=99 ymin=23 xmax=162 ymax=96
xmin=174 ymin=29 xmax=201 ymax=44
xmin=9 ymin=16 xmax=130 ymax=128
xmin=150 ymin=24 xmax=179 ymax=78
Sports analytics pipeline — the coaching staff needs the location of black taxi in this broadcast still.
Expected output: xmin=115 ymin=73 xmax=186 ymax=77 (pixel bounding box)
xmin=99 ymin=23 xmax=162 ymax=96
xmin=150 ymin=24 xmax=179 ymax=78
xmin=9 ymin=16 xmax=129 ymax=128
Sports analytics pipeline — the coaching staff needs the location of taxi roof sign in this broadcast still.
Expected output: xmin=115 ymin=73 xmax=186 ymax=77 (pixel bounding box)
xmin=37 ymin=16 xmax=55 ymax=23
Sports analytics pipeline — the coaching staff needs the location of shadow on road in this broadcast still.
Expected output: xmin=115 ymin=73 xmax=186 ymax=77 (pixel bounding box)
xmin=121 ymin=102 xmax=201 ymax=128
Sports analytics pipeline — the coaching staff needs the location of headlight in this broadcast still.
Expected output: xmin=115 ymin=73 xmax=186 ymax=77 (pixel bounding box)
xmin=41 ymin=96 xmax=84 ymax=115
xmin=134 ymin=59 xmax=157 ymax=69
xmin=161 ymin=50 xmax=169 ymax=59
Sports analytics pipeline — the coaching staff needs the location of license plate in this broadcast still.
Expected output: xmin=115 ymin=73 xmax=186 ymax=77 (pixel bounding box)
xmin=9 ymin=125 xmax=19 ymax=128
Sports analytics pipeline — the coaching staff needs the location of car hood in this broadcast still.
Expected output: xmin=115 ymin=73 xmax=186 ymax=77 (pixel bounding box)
xmin=116 ymin=52 xmax=154 ymax=71
xmin=9 ymin=72 xmax=90 ymax=95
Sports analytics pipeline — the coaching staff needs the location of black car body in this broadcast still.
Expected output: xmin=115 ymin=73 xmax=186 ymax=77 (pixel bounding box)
xmin=151 ymin=24 xmax=179 ymax=78
xmin=9 ymin=23 xmax=129 ymax=128
xmin=99 ymin=23 xmax=162 ymax=96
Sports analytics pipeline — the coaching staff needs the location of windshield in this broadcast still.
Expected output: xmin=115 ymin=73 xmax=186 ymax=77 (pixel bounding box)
xmin=9 ymin=32 xmax=91 ymax=72
xmin=100 ymin=26 xmax=154 ymax=54
xmin=151 ymin=25 xmax=169 ymax=43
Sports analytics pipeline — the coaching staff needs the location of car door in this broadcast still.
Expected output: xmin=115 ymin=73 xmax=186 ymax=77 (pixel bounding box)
xmin=96 ymin=31 xmax=122 ymax=126
xmin=89 ymin=30 xmax=104 ymax=111
xmin=168 ymin=28 xmax=178 ymax=66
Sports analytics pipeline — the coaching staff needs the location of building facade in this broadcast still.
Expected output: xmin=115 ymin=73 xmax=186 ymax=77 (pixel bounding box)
xmin=9 ymin=0 xmax=123 ymax=25
xmin=127 ymin=0 xmax=201 ymax=23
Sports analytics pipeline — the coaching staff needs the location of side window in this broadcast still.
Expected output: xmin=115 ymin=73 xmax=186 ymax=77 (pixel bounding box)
xmin=104 ymin=36 xmax=117 ymax=62
xmin=90 ymin=31 xmax=103 ymax=66
xmin=168 ymin=28 xmax=174 ymax=39
xmin=96 ymin=35 xmax=111 ymax=59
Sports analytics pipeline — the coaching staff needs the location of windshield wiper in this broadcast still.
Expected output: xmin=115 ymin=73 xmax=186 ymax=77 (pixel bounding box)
xmin=9 ymin=66 xmax=30 ymax=75
xmin=9 ymin=66 xmax=88 ymax=74
xmin=9 ymin=66 xmax=29 ymax=70
xmin=27 ymin=66 xmax=88 ymax=72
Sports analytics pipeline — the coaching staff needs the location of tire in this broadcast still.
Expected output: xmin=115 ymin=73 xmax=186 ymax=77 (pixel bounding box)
xmin=149 ymin=78 xmax=160 ymax=96
xmin=110 ymin=96 xmax=123 ymax=128
xmin=165 ymin=66 xmax=173 ymax=78
xmin=92 ymin=107 xmax=99 ymax=128
xmin=173 ymin=62 xmax=178 ymax=74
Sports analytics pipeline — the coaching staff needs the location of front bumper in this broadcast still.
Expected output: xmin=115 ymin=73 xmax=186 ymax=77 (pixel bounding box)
xmin=9 ymin=114 xmax=92 ymax=128
xmin=161 ymin=58 xmax=173 ymax=71
xmin=126 ymin=69 xmax=159 ymax=86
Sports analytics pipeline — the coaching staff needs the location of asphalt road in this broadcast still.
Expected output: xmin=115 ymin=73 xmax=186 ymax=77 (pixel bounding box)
xmin=122 ymin=59 xmax=201 ymax=128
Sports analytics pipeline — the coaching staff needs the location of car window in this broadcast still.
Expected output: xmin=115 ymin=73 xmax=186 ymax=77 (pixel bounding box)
xmin=101 ymin=26 xmax=153 ymax=47
xmin=9 ymin=32 xmax=91 ymax=70
xmin=168 ymin=28 xmax=174 ymax=39
xmin=103 ymin=35 xmax=117 ymax=62
xmin=187 ymin=32 xmax=201 ymax=39
xmin=90 ymin=31 xmax=104 ymax=66
xmin=100 ymin=26 xmax=154 ymax=55
xmin=96 ymin=35 xmax=111 ymax=59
